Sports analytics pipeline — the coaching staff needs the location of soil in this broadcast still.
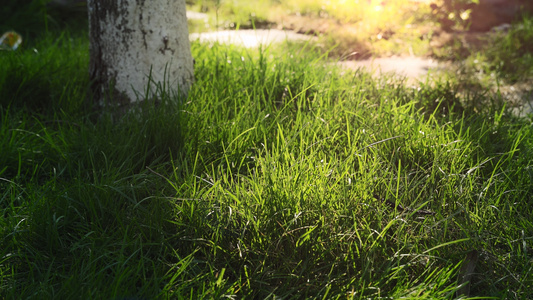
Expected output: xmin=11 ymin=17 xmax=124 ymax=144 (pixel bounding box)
xmin=189 ymin=29 xmax=317 ymax=48
xmin=336 ymin=56 xmax=445 ymax=84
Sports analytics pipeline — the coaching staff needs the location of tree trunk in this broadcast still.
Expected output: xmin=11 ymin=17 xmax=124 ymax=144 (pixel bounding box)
xmin=87 ymin=0 xmax=194 ymax=107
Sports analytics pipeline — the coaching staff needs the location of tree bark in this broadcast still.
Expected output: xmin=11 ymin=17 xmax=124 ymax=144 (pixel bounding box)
xmin=87 ymin=0 xmax=194 ymax=107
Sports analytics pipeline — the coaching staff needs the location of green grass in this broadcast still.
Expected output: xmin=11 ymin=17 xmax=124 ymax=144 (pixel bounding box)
xmin=459 ymin=15 xmax=533 ymax=85
xmin=433 ymin=15 xmax=533 ymax=117
xmin=1 ymin=23 xmax=533 ymax=300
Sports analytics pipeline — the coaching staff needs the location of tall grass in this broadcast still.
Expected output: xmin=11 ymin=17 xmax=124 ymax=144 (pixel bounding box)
xmin=478 ymin=15 xmax=533 ymax=83
xmin=1 ymin=33 xmax=532 ymax=299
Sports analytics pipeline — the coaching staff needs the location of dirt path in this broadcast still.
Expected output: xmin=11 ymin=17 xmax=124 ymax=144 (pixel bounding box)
xmin=189 ymin=29 xmax=317 ymax=48
xmin=336 ymin=56 xmax=445 ymax=83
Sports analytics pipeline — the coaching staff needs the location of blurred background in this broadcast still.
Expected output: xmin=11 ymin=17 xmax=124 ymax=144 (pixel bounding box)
xmin=2 ymin=0 xmax=531 ymax=59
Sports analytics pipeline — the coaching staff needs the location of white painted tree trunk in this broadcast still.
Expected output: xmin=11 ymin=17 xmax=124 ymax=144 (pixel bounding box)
xmin=87 ymin=0 xmax=194 ymax=106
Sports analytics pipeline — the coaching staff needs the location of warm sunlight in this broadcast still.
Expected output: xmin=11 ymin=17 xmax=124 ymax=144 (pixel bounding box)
xmin=281 ymin=0 xmax=426 ymax=31
xmin=3 ymin=0 xmax=533 ymax=298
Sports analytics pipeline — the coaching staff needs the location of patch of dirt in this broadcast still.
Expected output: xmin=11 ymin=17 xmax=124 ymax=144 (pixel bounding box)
xmin=496 ymin=81 xmax=533 ymax=117
xmin=469 ymin=0 xmax=532 ymax=32
xmin=429 ymin=30 xmax=491 ymax=59
xmin=336 ymin=56 xmax=445 ymax=84
xmin=189 ymin=29 xmax=316 ymax=48
xmin=271 ymin=14 xmax=374 ymax=59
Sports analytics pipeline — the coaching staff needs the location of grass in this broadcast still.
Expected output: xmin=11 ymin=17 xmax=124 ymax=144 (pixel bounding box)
xmin=436 ymin=15 xmax=533 ymax=117
xmin=459 ymin=15 xmax=533 ymax=83
xmin=1 ymin=4 xmax=533 ymax=299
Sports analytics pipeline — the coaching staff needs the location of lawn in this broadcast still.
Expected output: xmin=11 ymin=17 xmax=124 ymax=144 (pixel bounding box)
xmin=1 ymin=1 xmax=533 ymax=299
